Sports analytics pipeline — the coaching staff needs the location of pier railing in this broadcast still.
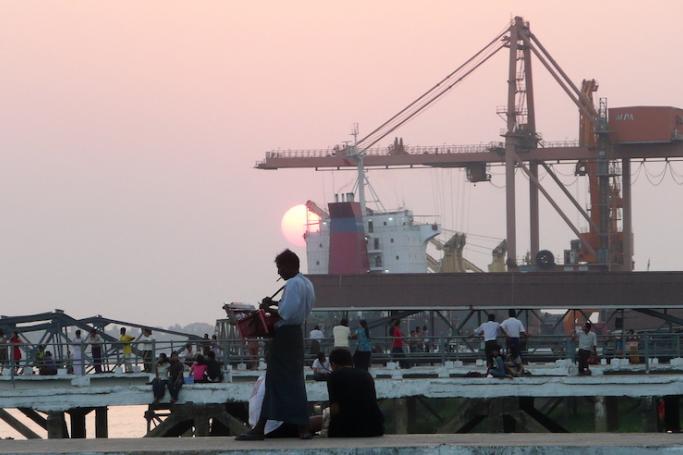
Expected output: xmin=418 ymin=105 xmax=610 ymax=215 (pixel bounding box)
xmin=1 ymin=332 xmax=681 ymax=379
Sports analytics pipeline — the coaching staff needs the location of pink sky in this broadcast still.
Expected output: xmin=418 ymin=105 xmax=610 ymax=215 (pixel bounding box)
xmin=1 ymin=1 xmax=682 ymax=326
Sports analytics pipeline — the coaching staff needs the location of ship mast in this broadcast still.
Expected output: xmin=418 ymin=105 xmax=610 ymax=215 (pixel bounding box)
xmin=347 ymin=123 xmax=367 ymax=216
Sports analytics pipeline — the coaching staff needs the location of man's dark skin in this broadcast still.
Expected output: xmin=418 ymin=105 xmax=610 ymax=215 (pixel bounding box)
xmin=243 ymin=259 xmax=312 ymax=440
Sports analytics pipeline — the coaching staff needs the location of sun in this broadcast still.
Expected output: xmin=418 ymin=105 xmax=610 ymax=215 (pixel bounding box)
xmin=281 ymin=204 xmax=320 ymax=247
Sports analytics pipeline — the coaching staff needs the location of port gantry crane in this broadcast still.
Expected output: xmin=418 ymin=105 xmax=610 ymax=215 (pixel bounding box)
xmin=256 ymin=16 xmax=683 ymax=272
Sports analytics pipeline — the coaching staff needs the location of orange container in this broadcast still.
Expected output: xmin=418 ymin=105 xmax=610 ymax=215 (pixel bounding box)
xmin=608 ymin=106 xmax=683 ymax=144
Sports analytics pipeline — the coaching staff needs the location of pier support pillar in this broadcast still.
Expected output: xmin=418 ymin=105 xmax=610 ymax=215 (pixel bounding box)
xmin=664 ymin=396 xmax=680 ymax=433
xmin=95 ymin=406 xmax=109 ymax=438
xmin=193 ymin=409 xmax=210 ymax=437
xmin=393 ymin=398 xmax=408 ymax=434
xmin=486 ymin=399 xmax=505 ymax=433
xmin=46 ymin=412 xmax=66 ymax=439
xmin=640 ymin=397 xmax=658 ymax=432
xmin=69 ymin=408 xmax=87 ymax=439
xmin=406 ymin=397 xmax=418 ymax=433
xmin=606 ymin=397 xmax=619 ymax=431
xmin=594 ymin=397 xmax=607 ymax=432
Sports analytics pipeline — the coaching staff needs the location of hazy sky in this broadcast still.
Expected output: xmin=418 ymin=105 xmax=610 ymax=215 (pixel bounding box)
xmin=1 ymin=1 xmax=682 ymax=327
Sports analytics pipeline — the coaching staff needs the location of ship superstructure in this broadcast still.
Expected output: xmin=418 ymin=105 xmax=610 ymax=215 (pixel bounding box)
xmin=305 ymin=196 xmax=440 ymax=274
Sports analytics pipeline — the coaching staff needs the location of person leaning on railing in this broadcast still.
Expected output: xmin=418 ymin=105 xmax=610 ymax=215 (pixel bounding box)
xmin=10 ymin=331 xmax=22 ymax=374
xmin=0 ymin=329 xmax=9 ymax=373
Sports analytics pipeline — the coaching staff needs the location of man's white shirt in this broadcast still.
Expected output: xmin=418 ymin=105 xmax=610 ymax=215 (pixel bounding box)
xmin=277 ymin=273 xmax=315 ymax=327
xmin=474 ymin=321 xmax=501 ymax=341
xmin=500 ymin=318 xmax=526 ymax=338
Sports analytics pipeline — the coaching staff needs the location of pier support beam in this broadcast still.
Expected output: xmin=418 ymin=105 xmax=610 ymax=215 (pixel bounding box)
xmin=0 ymin=408 xmax=41 ymax=439
xmin=95 ymin=406 xmax=108 ymax=438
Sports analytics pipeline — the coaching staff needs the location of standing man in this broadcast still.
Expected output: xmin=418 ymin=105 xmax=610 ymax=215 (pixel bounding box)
xmin=474 ymin=314 xmax=502 ymax=368
xmin=86 ymin=329 xmax=104 ymax=374
xmin=237 ymin=249 xmax=315 ymax=441
xmin=139 ymin=328 xmax=156 ymax=373
xmin=500 ymin=310 xmax=527 ymax=363
xmin=70 ymin=330 xmax=84 ymax=375
xmin=119 ymin=327 xmax=135 ymax=373
xmin=574 ymin=321 xmax=598 ymax=375
xmin=333 ymin=319 xmax=350 ymax=349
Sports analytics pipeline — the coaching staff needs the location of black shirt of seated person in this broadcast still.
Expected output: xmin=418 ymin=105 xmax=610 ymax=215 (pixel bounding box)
xmin=326 ymin=348 xmax=384 ymax=438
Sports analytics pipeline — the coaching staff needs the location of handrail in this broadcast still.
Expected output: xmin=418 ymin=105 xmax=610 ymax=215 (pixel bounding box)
xmin=1 ymin=332 xmax=680 ymax=377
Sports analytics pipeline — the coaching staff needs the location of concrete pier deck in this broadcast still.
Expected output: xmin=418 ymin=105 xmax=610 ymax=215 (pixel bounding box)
xmin=1 ymin=434 xmax=683 ymax=454
xmin=3 ymin=372 xmax=683 ymax=412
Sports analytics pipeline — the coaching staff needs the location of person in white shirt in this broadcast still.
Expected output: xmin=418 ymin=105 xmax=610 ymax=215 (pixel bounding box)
xmin=179 ymin=343 xmax=195 ymax=367
xmin=474 ymin=314 xmax=502 ymax=368
xmin=237 ymin=249 xmax=315 ymax=441
xmin=312 ymin=352 xmax=332 ymax=381
xmin=309 ymin=326 xmax=324 ymax=355
xmin=333 ymin=319 xmax=350 ymax=349
xmin=500 ymin=310 xmax=527 ymax=362
xmin=138 ymin=328 xmax=156 ymax=373
xmin=70 ymin=330 xmax=84 ymax=375
xmin=573 ymin=321 xmax=597 ymax=375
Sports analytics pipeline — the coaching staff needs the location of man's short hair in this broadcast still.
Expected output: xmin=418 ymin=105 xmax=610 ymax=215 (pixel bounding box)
xmin=488 ymin=314 xmax=496 ymax=322
xmin=275 ymin=249 xmax=300 ymax=269
xmin=508 ymin=309 xmax=516 ymax=318
xmin=329 ymin=348 xmax=353 ymax=367
xmin=340 ymin=318 xmax=348 ymax=326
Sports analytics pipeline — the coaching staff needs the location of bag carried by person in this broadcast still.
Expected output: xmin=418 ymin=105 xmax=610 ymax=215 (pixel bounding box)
xmin=237 ymin=309 xmax=279 ymax=338
xmin=236 ymin=286 xmax=284 ymax=339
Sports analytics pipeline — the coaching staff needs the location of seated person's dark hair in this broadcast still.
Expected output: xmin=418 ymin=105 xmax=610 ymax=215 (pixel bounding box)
xmin=329 ymin=348 xmax=353 ymax=367
xmin=275 ymin=248 xmax=300 ymax=269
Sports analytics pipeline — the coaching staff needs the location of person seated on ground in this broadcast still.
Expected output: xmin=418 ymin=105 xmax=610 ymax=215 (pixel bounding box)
xmin=190 ymin=354 xmax=208 ymax=383
xmin=312 ymin=352 xmax=331 ymax=381
xmin=206 ymin=350 xmax=224 ymax=382
xmin=249 ymin=375 xmax=322 ymax=438
xmin=168 ymin=351 xmax=184 ymax=403
xmin=486 ymin=347 xmax=509 ymax=379
xmin=505 ymin=353 xmax=526 ymax=377
xmin=39 ymin=351 xmax=58 ymax=376
xmin=326 ymin=348 xmax=384 ymax=438
xmin=152 ymin=353 xmax=170 ymax=402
